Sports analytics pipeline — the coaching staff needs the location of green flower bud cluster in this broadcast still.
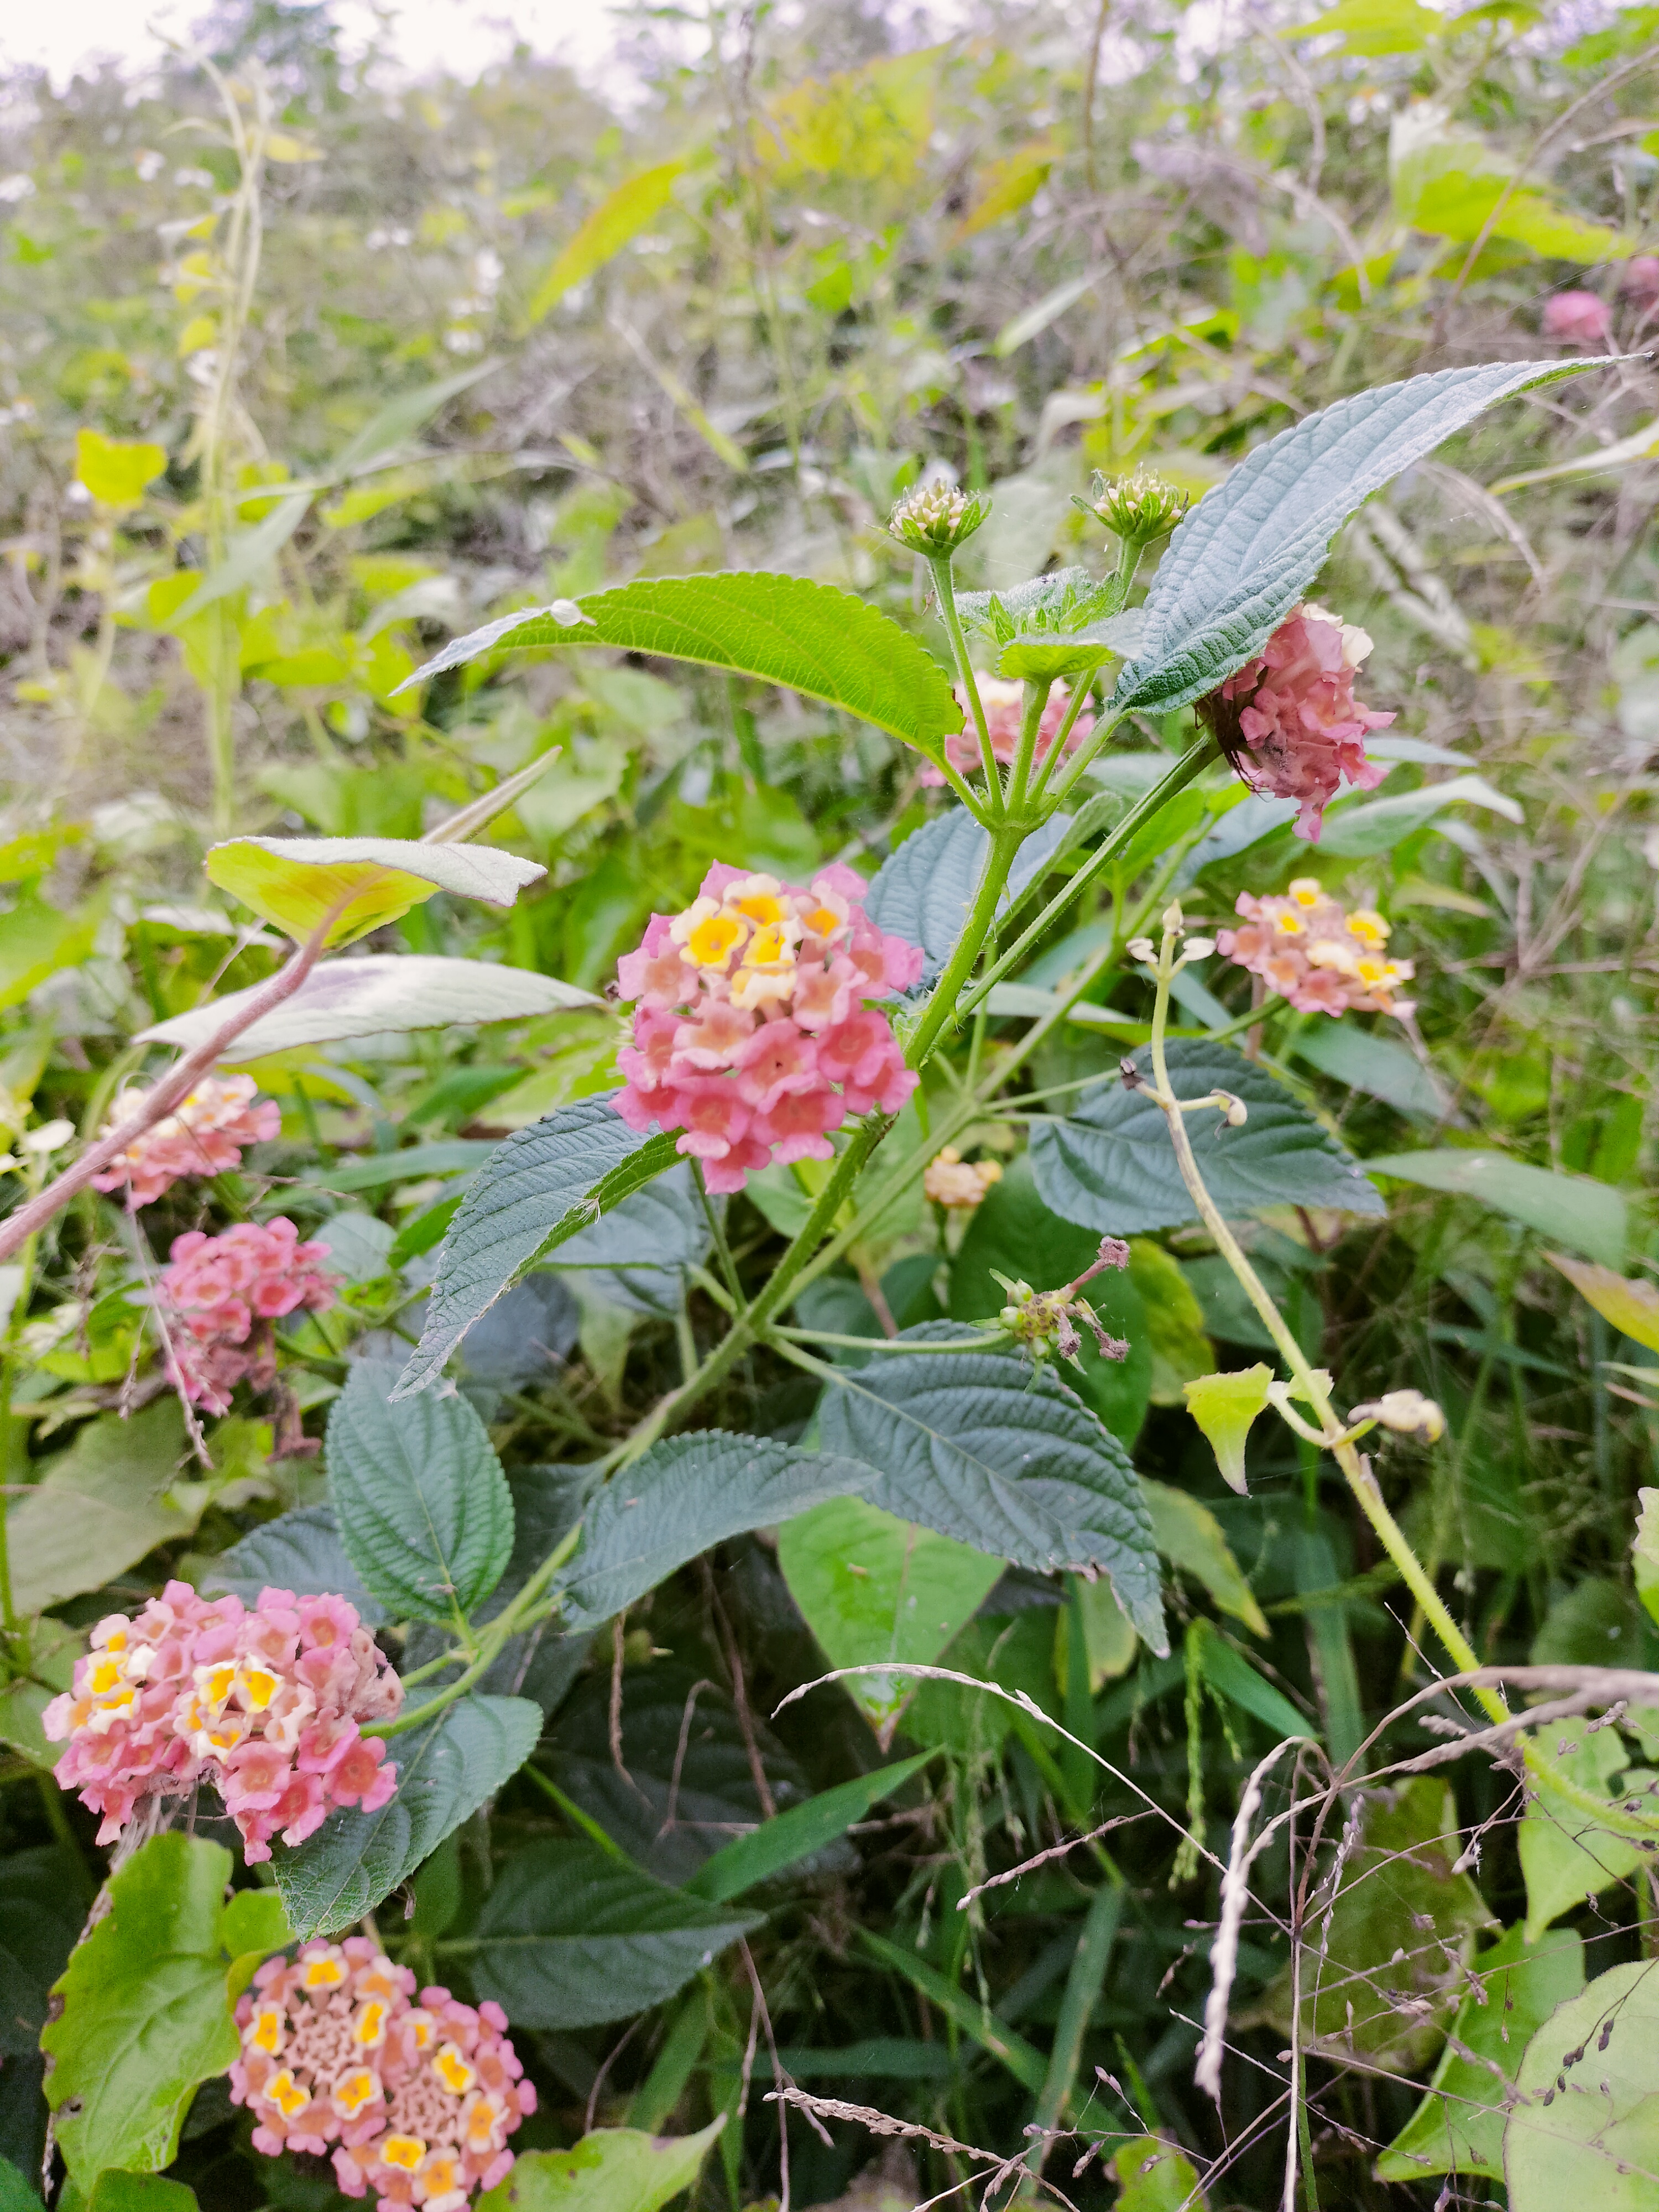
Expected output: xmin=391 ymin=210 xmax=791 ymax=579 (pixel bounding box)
xmin=888 ymin=480 xmax=992 ymax=555
xmin=1074 ymin=468 xmax=1188 ymax=549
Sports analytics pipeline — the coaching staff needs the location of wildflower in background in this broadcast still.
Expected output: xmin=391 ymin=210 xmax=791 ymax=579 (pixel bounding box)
xmin=614 ymin=864 xmax=922 ymax=1193
xmin=921 ymin=676 xmax=1094 ymax=788
xmin=1218 ymin=879 xmax=1415 ymax=1018
xmin=157 ymin=1217 xmax=339 ymax=1414
xmin=1621 ymin=257 xmax=1659 ymax=303
xmin=1201 ymin=603 xmax=1392 ymax=840
xmin=92 ymin=1074 xmax=280 ymax=1207
xmin=232 ymin=1936 xmax=535 ymax=2209
xmin=924 ymin=1146 xmax=1004 ymax=1209
xmin=1542 ymin=290 xmax=1612 ymax=345
xmin=44 ymin=1581 xmax=401 ymax=1860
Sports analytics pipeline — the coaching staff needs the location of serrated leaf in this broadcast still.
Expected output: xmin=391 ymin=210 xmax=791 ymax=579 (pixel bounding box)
xmin=476 ymin=2121 xmax=726 ymax=2212
xmin=552 ymin=1160 xmax=713 ymax=1316
xmin=1182 ymin=1366 xmax=1273 ymax=1495
xmin=778 ymin=1494 xmax=1005 ymax=1737
xmin=1115 ymin=359 xmax=1611 ymax=716
xmin=1366 ymin=1150 xmax=1625 ymax=1266
xmin=555 ymin=1433 xmax=876 ymax=1631
xmin=525 ymin=160 xmax=688 ymax=324
xmin=1140 ymin=1477 xmax=1267 ymax=1636
xmin=1505 ymin=1959 xmax=1659 ymax=2209
xmin=272 ymin=1694 xmax=541 ymax=1939
xmin=864 ymin=808 xmax=1073 ymax=980
xmin=396 ymin=1099 xmax=679 ymax=1397
xmin=41 ymin=1836 xmax=251 ymax=2188
xmin=204 ymin=836 xmax=545 ymax=950
xmin=7 ymin=1401 xmax=194 ymax=1616
xmin=399 ymin=573 xmax=962 ymax=753
xmin=137 ymin=955 xmax=598 ymax=1058
xmin=1544 ymin=1252 xmax=1659 ymax=1355
xmin=326 ymin=1360 xmax=514 ymax=1623
xmin=202 ymin=1504 xmax=389 ymax=1626
xmin=1030 ymin=1041 xmax=1384 ymax=1235
xmin=816 ymin=1325 xmax=1167 ymax=1652
xmin=460 ymin=1840 xmax=757 ymax=2028
xmin=1378 ymin=1924 xmax=1584 ymax=2184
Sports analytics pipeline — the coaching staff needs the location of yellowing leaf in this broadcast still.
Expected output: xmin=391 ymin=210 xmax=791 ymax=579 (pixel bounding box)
xmin=525 ymin=160 xmax=686 ymax=326
xmin=175 ymin=315 xmax=216 ymax=358
xmin=1182 ymin=1365 xmax=1272 ymax=1494
xmin=204 ymin=835 xmax=545 ymax=949
xmin=1635 ymin=1489 xmax=1659 ymax=1630
xmin=953 ymin=140 xmax=1055 ymax=243
xmin=74 ymin=429 xmax=167 ymax=511
xmin=1288 ymin=0 xmax=1441 ymax=53
xmin=1545 ymin=1251 xmax=1659 ymax=1355
xmin=263 ymin=131 xmax=322 ymax=163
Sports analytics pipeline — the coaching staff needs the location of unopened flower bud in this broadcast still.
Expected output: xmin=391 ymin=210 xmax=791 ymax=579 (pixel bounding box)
xmin=1162 ymin=901 xmax=1185 ymax=935
xmin=925 ymin=1145 xmax=1004 ymax=1210
xmin=1354 ymin=1389 xmax=1445 ymax=1443
xmin=1074 ymin=468 xmax=1188 ymax=548
xmin=1214 ymin=1091 xmax=1248 ymax=1128
xmin=889 ymin=481 xmax=992 ymax=555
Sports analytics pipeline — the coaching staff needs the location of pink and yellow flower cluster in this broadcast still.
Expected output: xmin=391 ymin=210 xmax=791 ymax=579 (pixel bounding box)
xmin=1218 ymin=879 xmax=1415 ymax=1018
xmin=232 ymin=1938 xmax=534 ymax=2212
xmin=1210 ymin=604 xmax=1394 ymax=840
xmin=158 ymin=1217 xmax=340 ymax=1413
xmin=921 ymin=677 xmax=1093 ymax=787
xmin=92 ymin=1074 xmax=280 ymax=1208
xmin=44 ymin=1580 xmax=401 ymax=1860
xmin=614 ymin=863 xmax=922 ymax=1193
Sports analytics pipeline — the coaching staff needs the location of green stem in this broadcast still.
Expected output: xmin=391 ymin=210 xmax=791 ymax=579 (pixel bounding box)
xmin=928 ymin=554 xmax=1003 ymax=808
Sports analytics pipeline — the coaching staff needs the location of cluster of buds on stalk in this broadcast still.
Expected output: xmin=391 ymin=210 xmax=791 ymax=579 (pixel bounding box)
xmin=887 ymin=480 xmax=992 ymax=556
xmin=1073 ymin=467 xmax=1188 ymax=551
xmin=993 ymin=1235 xmax=1132 ymax=1373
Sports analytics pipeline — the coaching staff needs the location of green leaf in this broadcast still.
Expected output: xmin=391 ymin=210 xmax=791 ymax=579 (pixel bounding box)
xmin=864 ymin=808 xmax=1073 ymax=982
xmin=476 ymin=2120 xmax=724 ymax=2212
xmin=162 ymin=493 xmax=312 ymax=627
xmin=462 ymin=1840 xmax=757 ymax=2029
xmin=777 ymin=1493 xmax=1005 ymax=1736
xmin=204 ymin=836 xmax=545 ymax=951
xmin=1030 ymin=1042 xmax=1384 ymax=1237
xmin=854 ymin=1928 xmax=1048 ymax=2090
xmin=74 ymin=429 xmax=167 ymax=510
xmin=554 ymin=1433 xmax=876 ymax=1631
xmin=1378 ymin=1924 xmax=1584 ymax=2183
xmin=947 ymin=1157 xmax=1152 ymax=1445
xmin=525 ymin=160 xmax=688 ymax=324
xmin=1115 ymin=359 xmax=1612 ymax=716
xmin=400 ymin=573 xmax=962 ymax=754
xmin=1258 ymin=1780 xmax=1494 ymax=2069
xmin=1109 ymin=2137 xmax=1208 ymax=2212
xmin=1140 ymin=1477 xmax=1269 ymax=1636
xmin=816 ymin=1326 xmax=1167 ymax=1653
xmin=0 ymin=1618 xmax=80 ymax=1768
xmin=0 ymin=1847 xmax=87 ymax=2056
xmin=1182 ymin=1366 xmax=1273 ymax=1495
xmin=0 ymin=2161 xmax=44 ymax=2212
xmin=138 ymin=954 xmax=598 ymax=1058
xmin=1365 ymin=1150 xmax=1626 ymax=1266
xmin=553 ymin=1161 xmax=715 ymax=1315
xmin=1193 ymin=1620 xmax=1310 ymax=1739
xmin=1126 ymin=1239 xmax=1214 ymax=1404
xmin=41 ymin=1835 xmax=253 ymax=2188
xmin=685 ymin=1752 xmax=934 ymax=1903
xmin=1519 ymin=1718 xmax=1652 ymax=1940
xmin=1287 ymin=0 xmax=1440 ymax=53
xmin=273 ymin=1694 xmax=541 ymax=1939
xmin=0 ymin=893 xmax=102 ymax=1013
xmin=82 ymin=2177 xmax=199 ymax=2212
xmin=203 ymin=1506 xmax=389 ymax=1624
xmin=395 ymin=1099 xmax=679 ymax=1397
xmin=332 ymin=357 xmax=503 ymax=473
xmin=1505 ymin=1960 xmax=1659 ymax=2209
xmin=1637 ymin=1490 xmax=1659 ymax=1631
xmin=326 ymin=1359 xmax=515 ymax=1622
xmin=1317 ymin=772 xmax=1522 ymax=857
xmin=1544 ymin=1252 xmax=1659 ymax=1355
xmin=7 ymin=1401 xmax=194 ymax=1616
xmin=1291 ymin=1021 xmax=1454 ymax=1121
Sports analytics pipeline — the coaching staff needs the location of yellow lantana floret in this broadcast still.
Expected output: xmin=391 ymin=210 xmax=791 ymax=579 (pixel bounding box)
xmin=432 ymin=2042 xmax=476 ymax=2095
xmin=380 ymin=2136 xmax=426 ymax=2173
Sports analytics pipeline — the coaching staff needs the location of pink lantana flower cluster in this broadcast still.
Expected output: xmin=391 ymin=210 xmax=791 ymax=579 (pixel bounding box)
xmin=1219 ymin=879 xmax=1415 ymax=1019
xmin=1204 ymin=604 xmax=1394 ymax=840
xmin=232 ymin=1939 xmax=535 ymax=2212
xmin=614 ymin=863 xmax=922 ymax=1193
xmin=921 ymin=677 xmax=1092 ymax=787
xmin=92 ymin=1075 xmax=281 ymax=1207
xmin=158 ymin=1217 xmax=339 ymax=1413
xmin=44 ymin=1580 xmax=401 ymax=1860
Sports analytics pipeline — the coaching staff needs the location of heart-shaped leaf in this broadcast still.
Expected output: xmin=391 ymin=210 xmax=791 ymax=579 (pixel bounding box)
xmin=1504 ymin=1958 xmax=1659 ymax=2210
xmin=1182 ymin=1366 xmax=1274 ymax=1495
xmin=205 ymin=836 xmax=545 ymax=950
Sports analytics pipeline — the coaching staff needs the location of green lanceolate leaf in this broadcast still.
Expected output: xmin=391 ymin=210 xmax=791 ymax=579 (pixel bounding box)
xmin=1505 ymin=1959 xmax=1659 ymax=2209
xmin=1182 ymin=1366 xmax=1274 ymax=1495
xmin=685 ymin=1751 xmax=935 ymax=1903
xmin=41 ymin=1836 xmax=252 ymax=2189
xmin=554 ymin=1433 xmax=877 ymax=1631
xmin=1030 ymin=1041 xmax=1384 ymax=1235
xmin=1378 ymin=1923 xmax=1584 ymax=2184
xmin=1140 ymin=1477 xmax=1269 ymax=1635
xmin=204 ymin=1505 xmax=389 ymax=1625
xmin=476 ymin=2121 xmax=726 ymax=2212
xmin=395 ymin=1099 xmax=680 ymax=1398
xmin=461 ymin=1841 xmax=758 ymax=2029
xmin=1115 ymin=357 xmax=1613 ymax=713
xmin=1366 ymin=1150 xmax=1626 ymax=1266
xmin=399 ymin=572 xmax=963 ymax=753
xmin=816 ymin=1324 xmax=1167 ymax=1652
xmin=204 ymin=837 xmax=545 ymax=950
xmin=326 ymin=1360 xmax=514 ymax=1622
xmin=273 ymin=1695 xmax=541 ymax=1939
xmin=864 ymin=808 xmax=1074 ymax=982
xmin=138 ymin=954 xmax=598 ymax=1058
